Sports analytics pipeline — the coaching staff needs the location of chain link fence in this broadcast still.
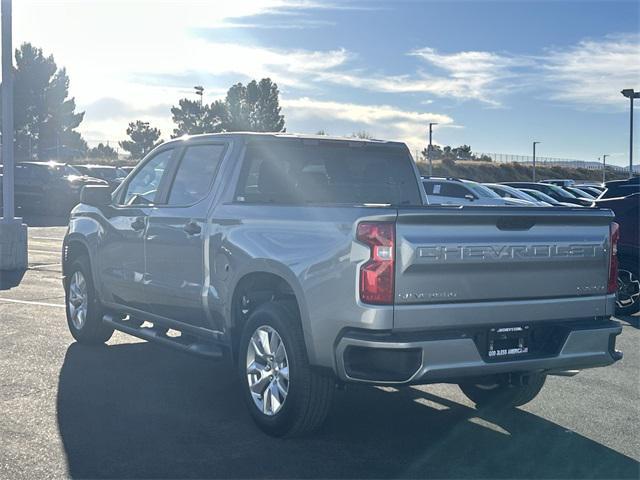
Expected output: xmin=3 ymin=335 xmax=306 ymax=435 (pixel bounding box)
xmin=476 ymin=152 xmax=628 ymax=172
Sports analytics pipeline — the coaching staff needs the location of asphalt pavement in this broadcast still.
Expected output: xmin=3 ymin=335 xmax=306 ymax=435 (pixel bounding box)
xmin=0 ymin=222 xmax=638 ymax=479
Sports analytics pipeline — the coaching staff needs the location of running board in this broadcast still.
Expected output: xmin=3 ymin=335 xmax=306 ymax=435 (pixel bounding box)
xmin=103 ymin=314 xmax=224 ymax=360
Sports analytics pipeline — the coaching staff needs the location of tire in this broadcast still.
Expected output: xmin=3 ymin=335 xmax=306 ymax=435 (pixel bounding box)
xmin=238 ymin=301 xmax=334 ymax=437
xmin=64 ymin=255 xmax=114 ymax=344
xmin=616 ymin=268 xmax=640 ymax=316
xmin=459 ymin=372 xmax=546 ymax=409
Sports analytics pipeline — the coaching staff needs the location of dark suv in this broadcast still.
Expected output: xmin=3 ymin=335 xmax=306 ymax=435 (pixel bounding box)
xmin=594 ymin=192 xmax=640 ymax=315
xmin=3 ymin=162 xmax=108 ymax=215
xmin=73 ymin=164 xmax=128 ymax=189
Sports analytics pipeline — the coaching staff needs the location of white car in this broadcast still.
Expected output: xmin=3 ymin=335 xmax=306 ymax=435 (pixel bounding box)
xmin=484 ymin=183 xmax=550 ymax=206
xmin=422 ymin=177 xmax=528 ymax=206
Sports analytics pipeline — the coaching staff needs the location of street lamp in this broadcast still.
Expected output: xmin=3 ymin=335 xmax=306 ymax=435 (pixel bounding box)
xmin=532 ymin=141 xmax=541 ymax=182
xmin=194 ymin=85 xmax=204 ymax=106
xmin=621 ymin=88 xmax=640 ymax=177
xmin=602 ymin=154 xmax=609 ymax=184
xmin=427 ymin=122 xmax=437 ymax=176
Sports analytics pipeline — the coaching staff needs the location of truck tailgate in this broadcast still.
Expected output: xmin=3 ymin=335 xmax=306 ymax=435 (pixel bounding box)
xmin=394 ymin=206 xmax=615 ymax=330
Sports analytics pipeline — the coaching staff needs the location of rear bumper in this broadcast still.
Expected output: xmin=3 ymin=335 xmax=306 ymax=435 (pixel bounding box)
xmin=335 ymin=319 xmax=622 ymax=385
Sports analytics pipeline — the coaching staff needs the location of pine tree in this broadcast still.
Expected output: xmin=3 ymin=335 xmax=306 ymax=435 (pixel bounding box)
xmin=3 ymin=43 xmax=86 ymax=160
xmin=170 ymin=98 xmax=224 ymax=138
xmin=223 ymin=78 xmax=285 ymax=132
xmin=119 ymin=121 xmax=162 ymax=159
xmin=87 ymin=142 xmax=118 ymax=160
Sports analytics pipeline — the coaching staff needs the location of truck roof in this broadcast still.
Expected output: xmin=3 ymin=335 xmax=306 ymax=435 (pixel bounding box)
xmin=163 ymin=132 xmax=406 ymax=147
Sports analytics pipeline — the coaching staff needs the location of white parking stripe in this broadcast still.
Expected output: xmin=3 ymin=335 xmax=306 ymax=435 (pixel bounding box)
xmin=29 ymin=263 xmax=63 ymax=270
xmin=31 ymin=236 xmax=64 ymax=241
xmin=0 ymin=298 xmax=65 ymax=308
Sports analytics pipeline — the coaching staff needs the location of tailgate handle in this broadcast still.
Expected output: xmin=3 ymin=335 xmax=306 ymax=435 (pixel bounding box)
xmin=496 ymin=217 xmax=536 ymax=230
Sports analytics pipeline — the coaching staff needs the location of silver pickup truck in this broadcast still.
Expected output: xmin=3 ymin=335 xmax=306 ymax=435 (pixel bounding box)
xmin=62 ymin=133 xmax=622 ymax=436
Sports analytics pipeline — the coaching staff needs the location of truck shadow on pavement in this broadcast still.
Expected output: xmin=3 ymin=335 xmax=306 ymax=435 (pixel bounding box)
xmin=57 ymin=342 xmax=639 ymax=479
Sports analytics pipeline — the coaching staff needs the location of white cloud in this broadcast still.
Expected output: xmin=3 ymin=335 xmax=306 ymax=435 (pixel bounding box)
xmin=13 ymin=1 xmax=353 ymax=143
xmin=541 ymin=34 xmax=640 ymax=107
xmin=281 ymin=97 xmax=454 ymax=151
xmin=313 ymin=47 xmax=531 ymax=106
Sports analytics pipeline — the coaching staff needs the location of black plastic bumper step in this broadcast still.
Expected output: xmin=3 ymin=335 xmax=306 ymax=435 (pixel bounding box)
xmin=103 ymin=314 xmax=223 ymax=359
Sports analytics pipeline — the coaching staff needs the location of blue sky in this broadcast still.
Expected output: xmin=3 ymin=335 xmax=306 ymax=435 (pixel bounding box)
xmin=16 ymin=0 xmax=640 ymax=166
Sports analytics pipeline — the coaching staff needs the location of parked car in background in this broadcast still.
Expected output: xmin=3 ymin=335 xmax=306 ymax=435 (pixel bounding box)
xmin=593 ymin=193 xmax=640 ymax=315
xmin=564 ymin=186 xmax=597 ymax=200
xmin=62 ymin=132 xmax=622 ymax=437
xmin=120 ymin=166 xmax=135 ymax=175
xmin=575 ymin=185 xmax=604 ymax=197
xmin=484 ymin=183 xmax=548 ymax=205
xmin=73 ymin=164 xmax=127 ymax=188
xmin=519 ymin=188 xmax=579 ymax=207
xmin=598 ymin=177 xmax=640 ymax=200
xmin=542 ymin=179 xmax=575 ymax=187
xmin=1 ymin=161 xmax=108 ymax=215
xmin=503 ymin=182 xmax=592 ymax=206
xmin=423 ymin=177 xmax=527 ymax=205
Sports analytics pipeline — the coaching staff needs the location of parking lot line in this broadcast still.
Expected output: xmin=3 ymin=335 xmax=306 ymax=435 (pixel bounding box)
xmin=0 ymin=297 xmax=65 ymax=308
xmin=29 ymin=263 xmax=62 ymax=269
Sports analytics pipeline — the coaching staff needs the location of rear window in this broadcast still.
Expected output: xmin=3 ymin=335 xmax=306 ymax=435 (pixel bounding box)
xmin=235 ymin=141 xmax=422 ymax=206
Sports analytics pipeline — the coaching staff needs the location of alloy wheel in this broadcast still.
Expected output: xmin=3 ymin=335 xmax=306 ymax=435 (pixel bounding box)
xmin=68 ymin=271 xmax=88 ymax=330
xmin=617 ymin=269 xmax=640 ymax=309
xmin=246 ymin=325 xmax=290 ymax=416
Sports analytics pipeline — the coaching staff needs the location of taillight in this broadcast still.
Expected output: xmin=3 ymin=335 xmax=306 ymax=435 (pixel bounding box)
xmin=608 ymin=222 xmax=619 ymax=294
xmin=357 ymin=222 xmax=395 ymax=305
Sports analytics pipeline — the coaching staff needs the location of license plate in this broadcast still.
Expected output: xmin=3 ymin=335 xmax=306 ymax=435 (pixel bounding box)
xmin=488 ymin=325 xmax=530 ymax=358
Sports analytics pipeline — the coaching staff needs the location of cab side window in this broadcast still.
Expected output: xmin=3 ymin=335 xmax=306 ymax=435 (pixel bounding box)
xmin=121 ymin=149 xmax=173 ymax=206
xmin=167 ymin=144 xmax=226 ymax=206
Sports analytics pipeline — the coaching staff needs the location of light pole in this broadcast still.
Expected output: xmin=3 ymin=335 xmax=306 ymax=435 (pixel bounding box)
xmin=1 ymin=0 xmax=14 ymax=220
xmin=427 ymin=122 xmax=437 ymax=176
xmin=532 ymin=141 xmax=541 ymax=182
xmin=194 ymin=85 xmax=204 ymax=106
xmin=0 ymin=0 xmax=27 ymax=272
xmin=602 ymin=154 xmax=609 ymax=184
xmin=621 ymin=89 xmax=639 ymax=177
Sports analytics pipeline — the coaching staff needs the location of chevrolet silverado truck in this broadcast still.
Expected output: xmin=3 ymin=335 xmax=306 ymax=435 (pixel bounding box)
xmin=62 ymin=133 xmax=623 ymax=436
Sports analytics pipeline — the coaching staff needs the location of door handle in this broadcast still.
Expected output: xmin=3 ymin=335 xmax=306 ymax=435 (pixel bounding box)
xmin=131 ymin=217 xmax=146 ymax=231
xmin=183 ymin=221 xmax=202 ymax=236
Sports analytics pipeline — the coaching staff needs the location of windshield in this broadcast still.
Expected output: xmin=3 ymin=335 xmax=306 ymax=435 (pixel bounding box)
xmin=464 ymin=182 xmax=501 ymax=198
xmin=523 ymin=189 xmax=557 ymax=204
xmin=567 ymin=187 xmax=595 ymax=199
xmin=545 ymin=184 xmax=577 ymax=199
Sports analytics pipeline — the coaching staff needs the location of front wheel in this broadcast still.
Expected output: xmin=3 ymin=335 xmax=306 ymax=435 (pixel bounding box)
xmin=65 ymin=255 xmax=114 ymax=344
xmin=238 ymin=301 xmax=334 ymax=437
xmin=459 ymin=373 xmax=546 ymax=409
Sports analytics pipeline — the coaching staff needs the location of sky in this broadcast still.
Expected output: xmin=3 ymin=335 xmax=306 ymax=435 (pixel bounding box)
xmin=13 ymin=0 xmax=640 ymax=166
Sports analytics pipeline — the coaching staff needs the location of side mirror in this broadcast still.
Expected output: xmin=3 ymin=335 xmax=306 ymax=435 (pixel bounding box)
xmin=81 ymin=185 xmax=112 ymax=207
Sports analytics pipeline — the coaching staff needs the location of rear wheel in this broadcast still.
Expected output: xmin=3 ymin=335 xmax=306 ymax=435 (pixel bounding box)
xmin=65 ymin=255 xmax=114 ymax=344
xmin=616 ymin=268 xmax=640 ymax=316
xmin=238 ymin=301 xmax=334 ymax=437
xmin=459 ymin=372 xmax=546 ymax=409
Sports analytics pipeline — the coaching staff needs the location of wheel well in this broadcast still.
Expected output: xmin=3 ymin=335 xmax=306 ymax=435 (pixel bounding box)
xmin=63 ymin=240 xmax=90 ymax=278
xmin=230 ymin=272 xmax=300 ymax=359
